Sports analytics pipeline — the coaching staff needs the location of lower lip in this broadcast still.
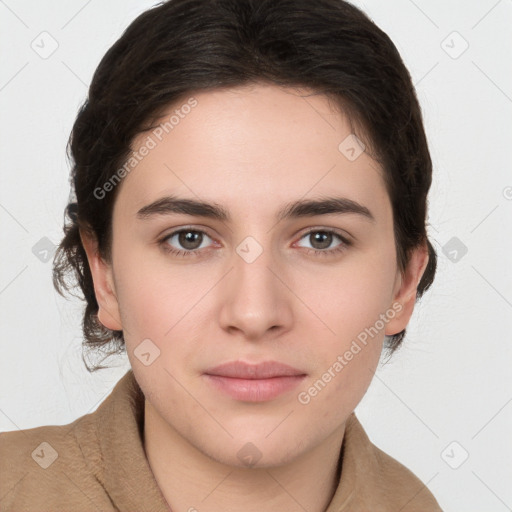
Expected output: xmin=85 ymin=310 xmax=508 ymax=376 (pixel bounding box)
xmin=203 ymin=374 xmax=306 ymax=402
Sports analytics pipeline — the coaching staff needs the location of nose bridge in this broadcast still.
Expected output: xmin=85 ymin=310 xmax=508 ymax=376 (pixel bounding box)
xmin=236 ymin=235 xmax=276 ymax=286
xmin=218 ymin=231 xmax=292 ymax=338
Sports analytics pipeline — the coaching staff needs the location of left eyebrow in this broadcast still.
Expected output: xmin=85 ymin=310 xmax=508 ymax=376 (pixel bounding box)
xmin=136 ymin=195 xmax=375 ymax=223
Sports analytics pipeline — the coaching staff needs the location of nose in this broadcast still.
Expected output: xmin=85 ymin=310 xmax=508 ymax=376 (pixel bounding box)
xmin=217 ymin=239 xmax=294 ymax=342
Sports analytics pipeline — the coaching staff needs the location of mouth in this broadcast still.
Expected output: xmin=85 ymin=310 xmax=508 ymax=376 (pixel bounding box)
xmin=203 ymin=360 xmax=307 ymax=402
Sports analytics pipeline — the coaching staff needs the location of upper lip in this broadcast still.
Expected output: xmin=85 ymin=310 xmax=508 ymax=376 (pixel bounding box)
xmin=204 ymin=361 xmax=306 ymax=379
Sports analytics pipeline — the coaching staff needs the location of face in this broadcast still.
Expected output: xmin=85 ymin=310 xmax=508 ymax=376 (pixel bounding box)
xmin=83 ymin=82 xmax=427 ymax=468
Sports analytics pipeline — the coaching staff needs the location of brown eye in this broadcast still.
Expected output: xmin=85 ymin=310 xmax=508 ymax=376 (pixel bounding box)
xmin=177 ymin=230 xmax=204 ymax=250
xmin=308 ymin=231 xmax=333 ymax=250
xmin=161 ymin=228 xmax=214 ymax=257
xmin=295 ymin=229 xmax=352 ymax=257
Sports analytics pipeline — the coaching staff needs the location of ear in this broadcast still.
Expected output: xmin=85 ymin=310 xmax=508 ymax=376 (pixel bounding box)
xmin=79 ymin=229 xmax=123 ymax=331
xmin=385 ymin=241 xmax=429 ymax=336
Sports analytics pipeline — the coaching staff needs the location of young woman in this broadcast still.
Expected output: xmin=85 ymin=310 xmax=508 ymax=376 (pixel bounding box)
xmin=0 ymin=0 xmax=442 ymax=510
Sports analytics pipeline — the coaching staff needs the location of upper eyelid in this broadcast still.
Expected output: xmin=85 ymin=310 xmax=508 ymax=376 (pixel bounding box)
xmin=293 ymin=228 xmax=351 ymax=249
xmin=299 ymin=226 xmax=350 ymax=239
xmin=163 ymin=225 xmax=216 ymax=242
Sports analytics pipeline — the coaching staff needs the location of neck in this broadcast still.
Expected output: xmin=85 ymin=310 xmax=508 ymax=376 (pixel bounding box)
xmin=143 ymin=400 xmax=345 ymax=512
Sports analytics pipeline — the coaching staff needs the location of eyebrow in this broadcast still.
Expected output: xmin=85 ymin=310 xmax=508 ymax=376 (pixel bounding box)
xmin=136 ymin=195 xmax=375 ymax=223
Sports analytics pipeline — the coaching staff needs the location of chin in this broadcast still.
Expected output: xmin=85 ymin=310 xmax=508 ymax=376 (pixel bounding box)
xmin=192 ymin=427 xmax=308 ymax=469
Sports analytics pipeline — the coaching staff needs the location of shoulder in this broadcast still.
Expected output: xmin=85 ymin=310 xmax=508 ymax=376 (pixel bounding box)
xmin=336 ymin=413 xmax=443 ymax=511
xmin=0 ymin=413 xmax=113 ymax=511
xmin=369 ymin=442 xmax=443 ymax=511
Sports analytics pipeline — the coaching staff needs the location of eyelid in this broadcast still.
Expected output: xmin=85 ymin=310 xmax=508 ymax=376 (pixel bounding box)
xmin=294 ymin=225 xmax=353 ymax=244
xmin=160 ymin=224 xmax=218 ymax=241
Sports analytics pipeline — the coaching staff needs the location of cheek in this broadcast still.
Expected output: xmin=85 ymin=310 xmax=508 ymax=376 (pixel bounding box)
xmin=111 ymin=248 xmax=172 ymax=337
xmin=297 ymin=312 xmax=384 ymax=424
xmin=299 ymin=244 xmax=397 ymax=398
xmin=113 ymin=250 xmax=217 ymax=354
xmin=311 ymin=249 xmax=397 ymax=346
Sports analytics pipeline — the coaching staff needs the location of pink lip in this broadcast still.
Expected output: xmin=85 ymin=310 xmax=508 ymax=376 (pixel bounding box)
xmin=203 ymin=361 xmax=307 ymax=402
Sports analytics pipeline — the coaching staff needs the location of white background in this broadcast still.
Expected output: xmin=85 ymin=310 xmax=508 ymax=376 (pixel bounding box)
xmin=1 ymin=1 xmax=511 ymax=510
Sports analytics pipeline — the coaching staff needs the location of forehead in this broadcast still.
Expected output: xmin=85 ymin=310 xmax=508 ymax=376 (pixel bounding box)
xmin=114 ymin=83 xmax=388 ymax=223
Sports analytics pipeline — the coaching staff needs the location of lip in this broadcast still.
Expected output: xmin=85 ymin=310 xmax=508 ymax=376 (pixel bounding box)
xmin=203 ymin=361 xmax=307 ymax=402
xmin=204 ymin=360 xmax=306 ymax=379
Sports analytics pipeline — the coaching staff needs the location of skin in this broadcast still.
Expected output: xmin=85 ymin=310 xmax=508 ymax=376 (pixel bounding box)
xmin=81 ymin=82 xmax=428 ymax=512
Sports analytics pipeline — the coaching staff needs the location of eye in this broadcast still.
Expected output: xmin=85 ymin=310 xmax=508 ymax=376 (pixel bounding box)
xmin=295 ymin=229 xmax=352 ymax=257
xmin=160 ymin=228 xmax=215 ymax=258
xmin=159 ymin=227 xmax=352 ymax=259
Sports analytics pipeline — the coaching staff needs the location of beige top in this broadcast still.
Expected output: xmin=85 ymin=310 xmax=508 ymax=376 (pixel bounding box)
xmin=0 ymin=369 xmax=443 ymax=511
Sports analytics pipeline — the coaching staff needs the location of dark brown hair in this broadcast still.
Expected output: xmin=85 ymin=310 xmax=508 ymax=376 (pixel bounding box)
xmin=53 ymin=0 xmax=437 ymax=371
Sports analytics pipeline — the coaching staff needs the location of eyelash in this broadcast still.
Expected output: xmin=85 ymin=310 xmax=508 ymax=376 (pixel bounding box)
xmin=158 ymin=226 xmax=352 ymax=259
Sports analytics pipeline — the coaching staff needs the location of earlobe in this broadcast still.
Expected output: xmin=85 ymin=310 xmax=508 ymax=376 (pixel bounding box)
xmin=79 ymin=229 xmax=123 ymax=332
xmin=385 ymin=242 xmax=429 ymax=336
